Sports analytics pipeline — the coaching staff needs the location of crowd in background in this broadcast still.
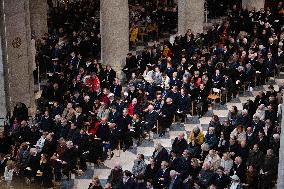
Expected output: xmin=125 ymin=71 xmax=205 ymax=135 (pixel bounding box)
xmin=0 ymin=0 xmax=284 ymax=189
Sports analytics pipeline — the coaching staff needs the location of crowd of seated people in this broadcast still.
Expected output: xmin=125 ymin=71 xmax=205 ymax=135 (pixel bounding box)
xmin=88 ymin=83 xmax=282 ymax=189
xmin=129 ymin=1 xmax=178 ymax=48
xmin=0 ymin=1 xmax=284 ymax=189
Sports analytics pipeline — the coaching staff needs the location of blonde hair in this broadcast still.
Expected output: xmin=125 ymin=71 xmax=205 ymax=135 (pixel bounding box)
xmin=6 ymin=160 xmax=15 ymax=170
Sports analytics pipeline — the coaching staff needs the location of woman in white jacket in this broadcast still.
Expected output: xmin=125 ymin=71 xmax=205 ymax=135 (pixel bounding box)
xmin=142 ymin=65 xmax=154 ymax=83
xmin=220 ymin=152 xmax=233 ymax=175
xmin=253 ymin=104 xmax=266 ymax=121
xmin=4 ymin=160 xmax=15 ymax=188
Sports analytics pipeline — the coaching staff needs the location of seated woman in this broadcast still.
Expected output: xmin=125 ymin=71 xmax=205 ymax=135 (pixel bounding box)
xmin=130 ymin=114 xmax=142 ymax=146
xmin=230 ymin=125 xmax=247 ymax=143
xmin=188 ymin=126 xmax=204 ymax=157
xmin=36 ymin=154 xmax=53 ymax=188
xmin=130 ymin=23 xmax=139 ymax=48
xmin=88 ymin=176 xmax=103 ymax=189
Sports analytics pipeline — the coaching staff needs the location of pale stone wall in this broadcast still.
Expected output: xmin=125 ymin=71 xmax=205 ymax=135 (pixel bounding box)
xmin=29 ymin=0 xmax=48 ymax=39
xmin=242 ymin=0 xmax=265 ymax=11
xmin=0 ymin=0 xmax=34 ymax=111
xmin=178 ymin=0 xmax=205 ymax=35
xmin=278 ymin=101 xmax=284 ymax=189
xmin=100 ymin=0 xmax=129 ymax=80
xmin=0 ymin=35 xmax=7 ymax=123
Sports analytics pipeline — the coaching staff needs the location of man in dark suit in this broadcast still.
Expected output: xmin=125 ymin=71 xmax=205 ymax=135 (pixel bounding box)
xmin=152 ymin=143 xmax=169 ymax=168
xmin=110 ymin=78 xmax=122 ymax=98
xmin=213 ymin=167 xmax=230 ymax=189
xmin=171 ymin=133 xmax=188 ymax=156
xmin=231 ymin=156 xmax=246 ymax=183
xmin=212 ymin=69 xmax=223 ymax=88
xmin=142 ymin=105 xmax=159 ymax=132
xmin=169 ymin=170 xmax=183 ymax=189
xmin=108 ymin=106 xmax=120 ymax=127
xmin=221 ymin=74 xmax=233 ymax=103
xmin=105 ymin=65 xmax=116 ymax=85
xmin=195 ymin=84 xmax=209 ymax=117
xmin=176 ymin=88 xmax=191 ymax=122
xmin=155 ymin=161 xmax=170 ymax=189
xmin=73 ymin=106 xmax=85 ymax=129
xmin=121 ymin=170 xmax=136 ymax=189
xmin=97 ymin=117 xmax=111 ymax=158
xmin=117 ymin=109 xmax=132 ymax=151
xmin=0 ymin=153 xmax=7 ymax=176
xmin=159 ymin=97 xmax=175 ymax=137
xmin=123 ymin=53 xmax=138 ymax=81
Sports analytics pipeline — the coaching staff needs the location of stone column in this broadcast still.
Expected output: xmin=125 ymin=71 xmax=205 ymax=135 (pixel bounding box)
xmin=0 ymin=0 xmax=35 ymax=112
xmin=178 ymin=0 xmax=204 ymax=35
xmin=242 ymin=0 xmax=265 ymax=11
xmin=29 ymin=0 xmax=48 ymax=39
xmin=0 ymin=35 xmax=6 ymax=123
xmin=277 ymin=100 xmax=284 ymax=188
xmin=100 ymin=0 xmax=129 ymax=80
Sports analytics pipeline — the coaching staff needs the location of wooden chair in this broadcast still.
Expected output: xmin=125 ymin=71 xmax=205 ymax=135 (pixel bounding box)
xmin=255 ymin=71 xmax=261 ymax=86
xmin=242 ymin=81 xmax=250 ymax=94
xmin=208 ymin=88 xmax=221 ymax=106
xmin=116 ymin=140 xmax=121 ymax=157
xmin=221 ymin=88 xmax=230 ymax=103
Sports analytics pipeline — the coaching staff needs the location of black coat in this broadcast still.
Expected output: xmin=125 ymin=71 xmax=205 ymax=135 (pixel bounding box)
xmin=121 ymin=178 xmax=136 ymax=189
xmin=231 ymin=163 xmax=246 ymax=183
xmin=169 ymin=176 xmax=183 ymax=189
xmin=152 ymin=147 xmax=169 ymax=168
xmin=97 ymin=123 xmax=110 ymax=142
xmin=214 ymin=174 xmax=230 ymax=189
xmin=118 ymin=115 xmax=132 ymax=133
xmin=156 ymin=168 xmax=170 ymax=189
xmin=39 ymin=161 xmax=54 ymax=188
xmin=0 ymin=158 xmax=7 ymax=175
xmin=178 ymin=94 xmax=191 ymax=112
xmin=40 ymin=116 xmax=54 ymax=132
xmin=144 ymin=111 xmax=159 ymax=128
xmin=160 ymin=103 xmax=175 ymax=128
xmin=172 ymin=137 xmax=188 ymax=156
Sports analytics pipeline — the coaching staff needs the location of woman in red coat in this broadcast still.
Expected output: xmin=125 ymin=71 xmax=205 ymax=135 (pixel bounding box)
xmin=86 ymin=72 xmax=100 ymax=93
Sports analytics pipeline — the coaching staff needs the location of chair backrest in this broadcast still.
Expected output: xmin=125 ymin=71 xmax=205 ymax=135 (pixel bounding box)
xmin=212 ymin=88 xmax=221 ymax=93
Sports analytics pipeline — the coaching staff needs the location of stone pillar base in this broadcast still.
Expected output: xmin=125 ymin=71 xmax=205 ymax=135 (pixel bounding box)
xmin=100 ymin=0 xmax=129 ymax=82
xmin=0 ymin=0 xmax=35 ymax=112
xmin=178 ymin=0 xmax=205 ymax=35
xmin=242 ymin=0 xmax=265 ymax=11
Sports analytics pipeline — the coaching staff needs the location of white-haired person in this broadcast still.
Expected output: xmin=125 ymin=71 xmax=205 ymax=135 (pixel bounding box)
xmin=60 ymin=141 xmax=78 ymax=179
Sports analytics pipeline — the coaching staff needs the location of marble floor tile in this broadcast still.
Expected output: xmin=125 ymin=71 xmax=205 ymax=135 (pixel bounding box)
xmin=153 ymin=138 xmax=173 ymax=148
xmin=239 ymin=96 xmax=255 ymax=104
xmin=212 ymin=109 xmax=230 ymax=117
xmin=199 ymin=116 xmax=212 ymax=125
xmin=226 ymin=103 xmax=243 ymax=112
xmin=184 ymin=124 xmax=201 ymax=132
xmin=137 ymin=146 xmax=155 ymax=157
xmin=169 ymin=131 xmax=187 ymax=139
xmin=276 ymin=79 xmax=284 ymax=86
xmin=92 ymin=168 xmax=111 ymax=180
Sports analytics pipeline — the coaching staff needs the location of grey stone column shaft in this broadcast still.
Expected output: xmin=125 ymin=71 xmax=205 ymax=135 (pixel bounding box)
xmin=29 ymin=0 xmax=48 ymax=39
xmin=277 ymin=100 xmax=284 ymax=188
xmin=0 ymin=0 xmax=35 ymax=112
xmin=0 ymin=34 xmax=6 ymax=123
xmin=242 ymin=0 xmax=265 ymax=11
xmin=178 ymin=0 xmax=204 ymax=35
xmin=100 ymin=0 xmax=129 ymax=80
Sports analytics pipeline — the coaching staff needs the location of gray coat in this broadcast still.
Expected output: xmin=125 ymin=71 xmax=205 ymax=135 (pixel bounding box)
xmin=153 ymin=72 xmax=162 ymax=86
xmin=132 ymin=159 xmax=146 ymax=176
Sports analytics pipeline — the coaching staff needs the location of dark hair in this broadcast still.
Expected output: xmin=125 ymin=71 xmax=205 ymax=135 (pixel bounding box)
xmin=124 ymin=170 xmax=132 ymax=177
xmin=139 ymin=154 xmax=144 ymax=160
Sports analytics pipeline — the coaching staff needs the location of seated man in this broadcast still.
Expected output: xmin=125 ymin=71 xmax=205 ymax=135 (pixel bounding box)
xmin=142 ymin=105 xmax=159 ymax=132
xmin=176 ymin=88 xmax=191 ymax=122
